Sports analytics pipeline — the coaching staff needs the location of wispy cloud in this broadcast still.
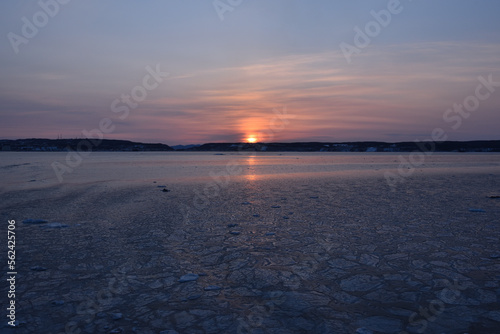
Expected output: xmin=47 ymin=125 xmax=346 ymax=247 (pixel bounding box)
xmin=1 ymin=41 xmax=499 ymax=144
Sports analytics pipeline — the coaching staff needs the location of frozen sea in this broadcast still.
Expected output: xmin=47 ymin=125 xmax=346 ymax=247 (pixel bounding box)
xmin=1 ymin=152 xmax=500 ymax=333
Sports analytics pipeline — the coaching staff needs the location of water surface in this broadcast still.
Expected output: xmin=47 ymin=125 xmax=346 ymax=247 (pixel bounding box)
xmin=1 ymin=152 xmax=499 ymax=189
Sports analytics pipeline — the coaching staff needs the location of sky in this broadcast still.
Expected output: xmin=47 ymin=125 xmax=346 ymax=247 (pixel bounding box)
xmin=1 ymin=0 xmax=500 ymax=145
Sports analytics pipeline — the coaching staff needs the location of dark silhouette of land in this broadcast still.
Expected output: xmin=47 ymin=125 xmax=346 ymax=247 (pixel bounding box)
xmin=0 ymin=138 xmax=173 ymax=152
xmin=1 ymin=138 xmax=500 ymax=152
xmin=185 ymin=141 xmax=500 ymax=152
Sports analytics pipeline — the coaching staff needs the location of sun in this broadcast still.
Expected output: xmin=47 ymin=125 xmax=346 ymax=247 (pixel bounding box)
xmin=246 ymin=136 xmax=257 ymax=143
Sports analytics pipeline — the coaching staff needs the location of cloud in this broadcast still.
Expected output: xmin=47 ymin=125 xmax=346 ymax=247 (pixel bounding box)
xmin=1 ymin=41 xmax=499 ymax=144
xmin=139 ymin=41 xmax=499 ymax=143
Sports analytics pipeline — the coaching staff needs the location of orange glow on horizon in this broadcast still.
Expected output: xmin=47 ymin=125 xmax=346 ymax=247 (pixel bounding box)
xmin=246 ymin=136 xmax=257 ymax=143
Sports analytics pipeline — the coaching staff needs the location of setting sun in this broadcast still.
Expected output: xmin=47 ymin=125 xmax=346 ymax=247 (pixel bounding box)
xmin=246 ymin=136 xmax=257 ymax=143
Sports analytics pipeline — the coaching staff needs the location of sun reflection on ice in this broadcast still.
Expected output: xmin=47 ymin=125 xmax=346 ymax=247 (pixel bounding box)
xmin=244 ymin=154 xmax=257 ymax=182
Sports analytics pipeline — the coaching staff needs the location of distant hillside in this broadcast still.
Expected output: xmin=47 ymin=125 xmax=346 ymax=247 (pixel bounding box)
xmin=189 ymin=141 xmax=500 ymax=152
xmin=171 ymin=144 xmax=201 ymax=150
xmin=2 ymin=139 xmax=500 ymax=152
xmin=0 ymin=139 xmax=174 ymax=152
